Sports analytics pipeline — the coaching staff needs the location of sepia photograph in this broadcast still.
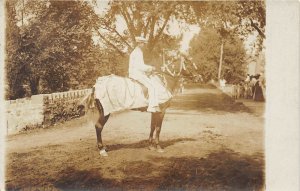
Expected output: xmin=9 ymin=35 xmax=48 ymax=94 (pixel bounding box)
xmin=0 ymin=0 xmax=298 ymax=190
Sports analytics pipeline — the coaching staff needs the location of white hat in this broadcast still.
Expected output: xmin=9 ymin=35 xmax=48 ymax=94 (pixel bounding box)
xmin=135 ymin=36 xmax=148 ymax=43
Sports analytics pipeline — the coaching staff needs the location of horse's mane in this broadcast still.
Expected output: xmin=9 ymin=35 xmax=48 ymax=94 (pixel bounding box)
xmin=156 ymin=71 xmax=180 ymax=93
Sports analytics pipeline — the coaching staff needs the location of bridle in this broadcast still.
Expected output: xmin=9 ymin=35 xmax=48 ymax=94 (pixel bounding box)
xmin=151 ymin=70 xmax=180 ymax=94
xmin=161 ymin=61 xmax=181 ymax=77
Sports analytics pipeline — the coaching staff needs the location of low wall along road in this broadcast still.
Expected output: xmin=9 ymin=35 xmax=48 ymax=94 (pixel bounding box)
xmin=5 ymin=84 xmax=264 ymax=135
xmin=5 ymin=89 xmax=92 ymax=135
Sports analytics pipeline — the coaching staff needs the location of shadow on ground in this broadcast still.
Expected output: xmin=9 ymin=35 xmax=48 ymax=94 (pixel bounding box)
xmin=155 ymin=150 xmax=264 ymax=191
xmin=171 ymin=92 xmax=251 ymax=114
xmin=6 ymin=148 xmax=264 ymax=191
xmin=184 ymin=83 xmax=217 ymax=89
xmin=55 ymin=149 xmax=264 ymax=191
xmin=107 ymin=138 xmax=196 ymax=151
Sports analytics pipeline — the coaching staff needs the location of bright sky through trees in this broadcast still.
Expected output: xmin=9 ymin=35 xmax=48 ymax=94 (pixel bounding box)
xmin=93 ymin=0 xmax=200 ymax=53
xmin=93 ymin=0 xmax=255 ymax=54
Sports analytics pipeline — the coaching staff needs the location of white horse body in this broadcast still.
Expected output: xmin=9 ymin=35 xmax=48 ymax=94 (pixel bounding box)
xmin=94 ymin=74 xmax=172 ymax=116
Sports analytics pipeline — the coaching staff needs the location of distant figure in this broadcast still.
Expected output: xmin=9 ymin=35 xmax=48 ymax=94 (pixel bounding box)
xmin=250 ymin=76 xmax=257 ymax=97
xmin=253 ymin=74 xmax=265 ymax=101
xmin=220 ymin=78 xmax=226 ymax=90
xmin=231 ymin=83 xmax=241 ymax=99
xmin=243 ymin=83 xmax=250 ymax=99
xmin=179 ymin=77 xmax=184 ymax=93
xmin=245 ymin=74 xmax=251 ymax=83
xmin=232 ymin=84 xmax=237 ymax=99
xmin=236 ymin=83 xmax=241 ymax=99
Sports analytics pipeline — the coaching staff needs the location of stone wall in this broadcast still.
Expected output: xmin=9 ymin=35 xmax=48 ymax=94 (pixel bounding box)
xmin=5 ymin=89 xmax=92 ymax=135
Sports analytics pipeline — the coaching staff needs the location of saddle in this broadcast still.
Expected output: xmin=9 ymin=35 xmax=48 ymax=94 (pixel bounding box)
xmin=93 ymin=74 xmax=172 ymax=115
xmin=129 ymin=78 xmax=149 ymax=98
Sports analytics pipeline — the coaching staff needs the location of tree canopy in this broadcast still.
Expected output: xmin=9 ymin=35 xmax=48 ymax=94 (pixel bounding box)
xmin=99 ymin=1 xmax=194 ymax=50
xmin=191 ymin=1 xmax=265 ymax=52
xmin=5 ymin=0 xmax=265 ymax=99
xmin=97 ymin=1 xmax=193 ymax=70
xmin=189 ymin=27 xmax=247 ymax=83
xmin=98 ymin=0 xmax=265 ymax=77
xmin=6 ymin=0 xmax=106 ymax=99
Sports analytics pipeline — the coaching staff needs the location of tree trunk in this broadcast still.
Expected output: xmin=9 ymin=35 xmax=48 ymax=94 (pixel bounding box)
xmin=250 ymin=18 xmax=265 ymax=39
xmin=29 ymin=77 xmax=40 ymax=95
xmin=22 ymin=0 xmax=24 ymax=26
xmin=218 ymin=39 xmax=224 ymax=80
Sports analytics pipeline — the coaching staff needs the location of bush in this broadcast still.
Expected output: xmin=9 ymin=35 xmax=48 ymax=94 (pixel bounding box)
xmin=43 ymin=97 xmax=85 ymax=125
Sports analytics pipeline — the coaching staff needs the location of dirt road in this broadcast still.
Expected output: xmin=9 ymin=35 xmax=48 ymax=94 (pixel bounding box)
xmin=5 ymin=84 xmax=265 ymax=190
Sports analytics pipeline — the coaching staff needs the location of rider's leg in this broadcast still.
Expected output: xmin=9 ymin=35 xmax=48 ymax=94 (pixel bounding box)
xmin=134 ymin=76 xmax=159 ymax=110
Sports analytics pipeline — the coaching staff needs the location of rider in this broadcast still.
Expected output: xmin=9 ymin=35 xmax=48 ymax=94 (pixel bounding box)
xmin=129 ymin=36 xmax=160 ymax=112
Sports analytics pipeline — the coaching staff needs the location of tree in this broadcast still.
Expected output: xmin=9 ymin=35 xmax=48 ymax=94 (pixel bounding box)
xmin=191 ymin=1 xmax=265 ymax=53
xmin=190 ymin=1 xmax=265 ymax=80
xmin=222 ymin=37 xmax=248 ymax=83
xmin=189 ymin=27 xmax=247 ymax=83
xmin=5 ymin=0 xmax=26 ymax=99
xmin=97 ymin=1 xmax=194 ymax=61
xmin=6 ymin=1 xmax=265 ymax=99
xmin=192 ymin=2 xmax=234 ymax=80
xmin=191 ymin=1 xmax=265 ymax=40
xmin=5 ymin=0 xmax=105 ymax=98
xmin=96 ymin=1 xmax=266 ymax=80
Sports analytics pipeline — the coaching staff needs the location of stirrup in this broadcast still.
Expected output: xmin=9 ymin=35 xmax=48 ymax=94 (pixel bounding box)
xmin=147 ymin=107 xmax=156 ymax=112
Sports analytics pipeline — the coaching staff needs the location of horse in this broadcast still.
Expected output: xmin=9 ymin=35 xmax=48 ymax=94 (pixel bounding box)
xmin=79 ymin=72 xmax=180 ymax=157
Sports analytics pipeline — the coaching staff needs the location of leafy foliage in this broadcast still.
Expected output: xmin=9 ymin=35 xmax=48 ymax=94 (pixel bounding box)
xmin=5 ymin=0 xmax=25 ymax=99
xmin=189 ymin=28 xmax=247 ymax=83
xmin=191 ymin=1 xmax=265 ymax=53
xmin=5 ymin=0 xmax=105 ymax=99
xmin=99 ymin=1 xmax=265 ymax=80
xmin=98 ymin=1 xmax=189 ymax=61
xmin=43 ymin=97 xmax=85 ymax=125
xmin=189 ymin=1 xmax=265 ymax=81
xmin=5 ymin=1 xmax=265 ymax=99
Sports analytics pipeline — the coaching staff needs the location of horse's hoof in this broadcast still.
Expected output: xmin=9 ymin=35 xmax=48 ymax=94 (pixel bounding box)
xmin=99 ymin=149 xmax=108 ymax=157
xmin=148 ymin=145 xmax=156 ymax=151
xmin=156 ymin=148 xmax=165 ymax=153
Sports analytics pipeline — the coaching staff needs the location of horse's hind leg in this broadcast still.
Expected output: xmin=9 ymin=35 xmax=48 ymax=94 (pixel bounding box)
xmin=94 ymin=99 xmax=110 ymax=156
xmin=149 ymin=112 xmax=165 ymax=152
xmin=155 ymin=112 xmax=165 ymax=153
xmin=95 ymin=114 xmax=109 ymax=156
xmin=149 ymin=113 xmax=157 ymax=150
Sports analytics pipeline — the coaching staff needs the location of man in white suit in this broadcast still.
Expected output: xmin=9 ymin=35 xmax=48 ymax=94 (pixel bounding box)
xmin=129 ymin=36 xmax=160 ymax=112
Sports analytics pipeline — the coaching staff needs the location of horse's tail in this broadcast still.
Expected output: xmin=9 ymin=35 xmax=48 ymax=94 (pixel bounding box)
xmin=78 ymin=87 xmax=95 ymax=114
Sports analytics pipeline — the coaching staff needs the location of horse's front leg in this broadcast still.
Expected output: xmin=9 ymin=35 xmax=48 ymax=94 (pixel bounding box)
xmin=95 ymin=114 xmax=110 ymax=156
xmin=95 ymin=120 xmax=105 ymax=155
xmin=94 ymin=99 xmax=110 ymax=156
xmin=154 ymin=112 xmax=165 ymax=153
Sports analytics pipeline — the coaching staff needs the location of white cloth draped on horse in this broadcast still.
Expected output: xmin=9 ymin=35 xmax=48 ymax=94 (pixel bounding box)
xmin=94 ymin=74 xmax=172 ymax=116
